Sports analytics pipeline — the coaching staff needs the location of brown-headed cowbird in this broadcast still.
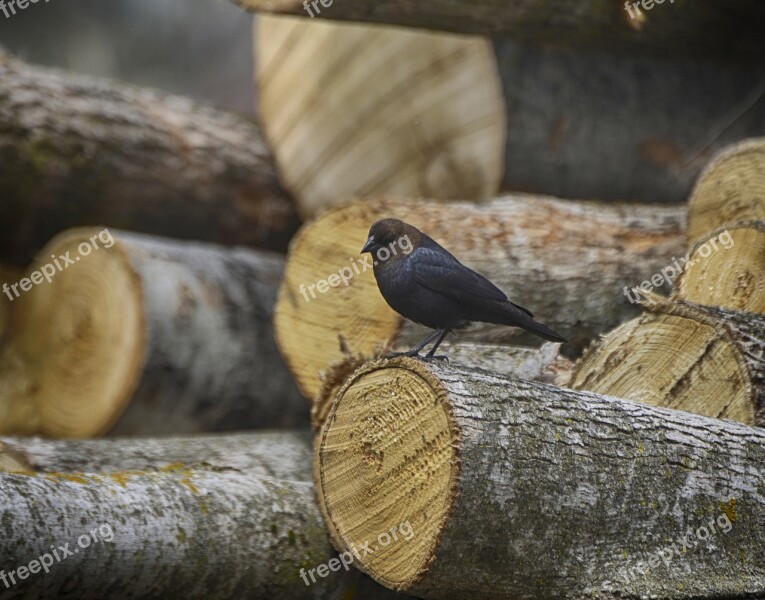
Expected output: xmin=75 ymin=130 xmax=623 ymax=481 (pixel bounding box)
xmin=361 ymin=218 xmax=566 ymax=359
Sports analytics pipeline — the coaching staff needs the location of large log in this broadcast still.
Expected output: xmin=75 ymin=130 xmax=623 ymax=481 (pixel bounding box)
xmin=237 ymin=0 xmax=765 ymax=61
xmin=275 ymin=195 xmax=685 ymax=398
xmin=0 ymin=52 xmax=299 ymax=265
xmin=0 ymin=432 xmax=407 ymax=600
xmin=253 ymin=18 xmax=765 ymax=213
xmin=493 ymin=43 xmax=765 ymax=205
xmin=0 ymin=228 xmax=307 ymax=438
xmin=256 ymin=15 xmax=505 ymax=217
xmin=314 ymin=357 xmax=765 ymax=599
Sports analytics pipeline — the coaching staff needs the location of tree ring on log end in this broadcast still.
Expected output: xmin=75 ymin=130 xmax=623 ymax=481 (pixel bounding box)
xmin=675 ymin=221 xmax=765 ymax=314
xmin=7 ymin=228 xmax=144 ymax=437
xmin=315 ymin=358 xmax=460 ymax=589
xmin=687 ymin=139 xmax=765 ymax=245
xmin=571 ymin=296 xmax=759 ymax=425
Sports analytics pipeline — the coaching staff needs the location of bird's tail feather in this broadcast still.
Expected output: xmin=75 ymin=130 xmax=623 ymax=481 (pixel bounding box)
xmin=495 ymin=302 xmax=567 ymax=343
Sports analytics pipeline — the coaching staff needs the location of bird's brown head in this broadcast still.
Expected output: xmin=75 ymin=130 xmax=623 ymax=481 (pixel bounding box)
xmin=361 ymin=219 xmax=421 ymax=264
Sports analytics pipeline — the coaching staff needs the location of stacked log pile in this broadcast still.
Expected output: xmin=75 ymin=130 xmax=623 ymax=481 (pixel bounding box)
xmin=1 ymin=2 xmax=764 ymax=599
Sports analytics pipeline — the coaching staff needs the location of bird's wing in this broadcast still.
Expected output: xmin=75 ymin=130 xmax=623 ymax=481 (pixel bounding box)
xmin=410 ymin=245 xmax=534 ymax=317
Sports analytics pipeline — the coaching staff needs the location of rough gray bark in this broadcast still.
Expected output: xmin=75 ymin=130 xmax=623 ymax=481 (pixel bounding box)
xmin=493 ymin=40 xmax=765 ymax=204
xmin=0 ymin=51 xmax=299 ymax=265
xmin=0 ymin=433 xmax=408 ymax=600
xmin=235 ymin=0 xmax=765 ymax=61
xmin=0 ymin=431 xmax=314 ymax=480
xmin=110 ymin=233 xmax=308 ymax=435
xmin=0 ymin=230 xmax=307 ymax=437
xmin=317 ymin=358 xmax=765 ymax=599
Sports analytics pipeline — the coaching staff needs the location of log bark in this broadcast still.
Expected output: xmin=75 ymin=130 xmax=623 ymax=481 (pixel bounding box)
xmin=256 ymin=16 xmax=505 ymax=217
xmin=0 ymin=52 xmax=300 ymax=265
xmin=315 ymin=357 xmax=765 ymax=599
xmin=275 ymin=195 xmax=685 ymax=398
xmin=238 ymin=0 xmax=765 ymax=62
xmin=493 ymin=43 xmax=765 ymax=205
xmin=0 ymin=229 xmax=307 ymax=438
xmin=0 ymin=432 xmax=407 ymax=600
xmin=0 ymin=431 xmax=314 ymax=479
xmin=570 ymin=294 xmax=765 ymax=426
xmin=687 ymin=139 xmax=765 ymax=245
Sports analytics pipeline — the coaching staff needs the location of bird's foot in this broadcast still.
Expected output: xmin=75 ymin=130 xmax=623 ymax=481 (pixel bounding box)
xmin=422 ymin=354 xmax=449 ymax=363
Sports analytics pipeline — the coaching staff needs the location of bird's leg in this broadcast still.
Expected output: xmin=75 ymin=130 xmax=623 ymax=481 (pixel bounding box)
xmin=385 ymin=329 xmax=442 ymax=358
xmin=423 ymin=329 xmax=450 ymax=361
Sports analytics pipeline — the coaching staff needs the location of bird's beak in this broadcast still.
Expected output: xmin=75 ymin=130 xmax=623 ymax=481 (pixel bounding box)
xmin=361 ymin=235 xmax=375 ymax=254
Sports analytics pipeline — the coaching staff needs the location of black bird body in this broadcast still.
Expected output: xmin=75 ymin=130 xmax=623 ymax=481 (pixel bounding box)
xmin=361 ymin=219 xmax=566 ymax=358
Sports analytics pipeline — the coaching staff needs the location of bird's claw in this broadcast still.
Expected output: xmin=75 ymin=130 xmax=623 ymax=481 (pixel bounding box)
xmin=422 ymin=354 xmax=449 ymax=363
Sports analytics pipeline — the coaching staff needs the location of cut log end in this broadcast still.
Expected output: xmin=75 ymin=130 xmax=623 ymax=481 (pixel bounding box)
xmin=256 ymin=16 xmax=505 ymax=217
xmin=316 ymin=358 xmax=458 ymax=589
xmin=571 ymin=295 xmax=762 ymax=426
xmin=675 ymin=221 xmax=765 ymax=314
xmin=2 ymin=228 xmax=144 ymax=437
xmin=275 ymin=201 xmax=403 ymax=398
xmin=687 ymin=138 xmax=765 ymax=245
